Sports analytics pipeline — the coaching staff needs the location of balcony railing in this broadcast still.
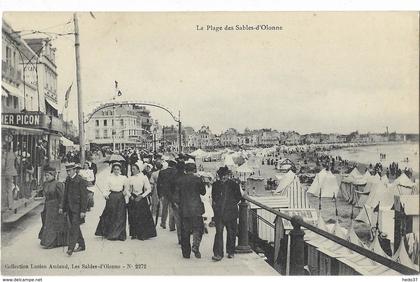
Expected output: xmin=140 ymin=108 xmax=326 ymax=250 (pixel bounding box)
xmin=2 ymin=61 xmax=22 ymax=85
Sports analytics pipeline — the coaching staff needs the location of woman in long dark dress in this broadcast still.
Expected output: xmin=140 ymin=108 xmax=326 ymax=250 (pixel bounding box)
xmin=95 ymin=163 xmax=128 ymax=241
xmin=38 ymin=167 xmax=68 ymax=248
xmin=126 ymin=163 xmax=157 ymax=240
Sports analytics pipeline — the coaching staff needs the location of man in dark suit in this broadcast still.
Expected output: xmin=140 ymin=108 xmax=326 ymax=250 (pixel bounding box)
xmin=156 ymin=159 xmax=177 ymax=229
xmin=59 ymin=163 xmax=88 ymax=256
xmin=211 ymin=166 xmax=242 ymax=261
xmin=173 ymin=162 xmax=206 ymax=259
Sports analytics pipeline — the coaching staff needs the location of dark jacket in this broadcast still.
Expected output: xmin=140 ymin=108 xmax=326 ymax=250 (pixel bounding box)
xmin=61 ymin=174 xmax=88 ymax=213
xmin=212 ymin=179 xmax=242 ymax=221
xmin=174 ymin=173 xmax=206 ymax=217
xmin=89 ymin=162 xmax=98 ymax=184
xmin=156 ymin=167 xmax=177 ymax=199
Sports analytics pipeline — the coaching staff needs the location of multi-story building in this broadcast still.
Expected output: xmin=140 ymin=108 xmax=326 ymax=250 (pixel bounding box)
xmin=24 ymin=38 xmax=58 ymax=117
xmin=86 ymin=104 xmax=153 ymax=150
xmin=220 ymin=128 xmax=239 ymax=147
xmin=197 ymin=125 xmax=213 ymax=148
xmin=2 ymin=20 xmax=65 ymax=217
xmin=162 ymin=124 xmax=179 ymax=152
xmin=260 ymin=129 xmax=279 ymax=146
xmin=280 ymin=131 xmax=301 ymax=145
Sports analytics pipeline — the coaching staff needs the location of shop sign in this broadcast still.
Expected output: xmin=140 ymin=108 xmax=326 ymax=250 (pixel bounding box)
xmin=2 ymin=113 xmax=42 ymax=127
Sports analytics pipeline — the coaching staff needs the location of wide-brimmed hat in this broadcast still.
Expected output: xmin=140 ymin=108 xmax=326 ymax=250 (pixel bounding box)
xmin=74 ymin=163 xmax=82 ymax=169
xmin=65 ymin=163 xmax=76 ymax=170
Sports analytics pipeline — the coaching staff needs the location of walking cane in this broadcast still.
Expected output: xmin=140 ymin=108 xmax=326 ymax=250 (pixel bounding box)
xmin=155 ymin=199 xmax=160 ymax=227
xmin=64 ymin=212 xmax=71 ymax=253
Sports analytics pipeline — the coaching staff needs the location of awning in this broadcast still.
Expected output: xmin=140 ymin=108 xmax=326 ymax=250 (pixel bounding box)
xmin=2 ymin=85 xmax=9 ymax=97
xmin=60 ymin=136 xmax=75 ymax=146
xmin=1 ymin=124 xmax=46 ymax=135
xmin=2 ymin=83 xmax=24 ymax=98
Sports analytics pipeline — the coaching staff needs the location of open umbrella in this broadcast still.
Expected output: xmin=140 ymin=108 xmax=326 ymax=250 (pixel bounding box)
xmin=104 ymin=154 xmax=125 ymax=163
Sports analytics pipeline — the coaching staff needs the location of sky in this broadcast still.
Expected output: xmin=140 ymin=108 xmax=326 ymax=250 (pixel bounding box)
xmin=3 ymin=12 xmax=419 ymax=135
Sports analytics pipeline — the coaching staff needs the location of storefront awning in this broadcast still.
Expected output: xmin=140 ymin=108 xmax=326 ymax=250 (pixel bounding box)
xmin=1 ymin=124 xmax=46 ymax=135
xmin=2 ymin=83 xmax=24 ymax=98
xmin=2 ymin=85 xmax=9 ymax=97
xmin=60 ymin=136 xmax=75 ymax=147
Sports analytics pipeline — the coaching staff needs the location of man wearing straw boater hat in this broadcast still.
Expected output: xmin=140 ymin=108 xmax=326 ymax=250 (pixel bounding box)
xmin=59 ymin=163 xmax=88 ymax=256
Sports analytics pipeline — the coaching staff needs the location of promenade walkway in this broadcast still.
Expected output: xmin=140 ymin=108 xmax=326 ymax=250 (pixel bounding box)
xmin=1 ymin=166 xmax=278 ymax=276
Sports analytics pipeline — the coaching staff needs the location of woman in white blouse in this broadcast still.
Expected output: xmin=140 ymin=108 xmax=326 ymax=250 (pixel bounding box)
xmin=126 ymin=163 xmax=157 ymax=240
xmin=95 ymin=163 xmax=128 ymax=241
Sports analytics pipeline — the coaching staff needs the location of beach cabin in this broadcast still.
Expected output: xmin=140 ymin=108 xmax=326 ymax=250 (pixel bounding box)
xmin=274 ymin=171 xmax=310 ymax=209
xmin=340 ymin=167 xmax=368 ymax=204
xmin=245 ymin=176 xmax=266 ymax=195
xmin=276 ymin=158 xmax=296 ymax=173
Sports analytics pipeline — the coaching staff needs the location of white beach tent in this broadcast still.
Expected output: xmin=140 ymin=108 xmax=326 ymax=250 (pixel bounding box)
xmin=223 ymin=154 xmax=237 ymax=170
xmin=381 ymin=174 xmax=390 ymax=186
xmin=393 ymin=237 xmax=420 ymax=271
xmin=346 ymin=220 xmax=367 ymax=248
xmin=394 ymin=173 xmax=415 ymax=188
xmin=307 ymin=169 xmax=340 ymax=198
xmin=340 ymin=167 xmax=366 ymax=202
xmin=274 ymin=171 xmax=309 ymax=208
xmin=356 ymin=181 xmax=395 ymax=239
xmin=190 ymin=149 xmax=208 ymax=158
xmin=356 ymin=174 xmax=382 ymax=207
xmin=236 ymin=162 xmax=254 ymax=181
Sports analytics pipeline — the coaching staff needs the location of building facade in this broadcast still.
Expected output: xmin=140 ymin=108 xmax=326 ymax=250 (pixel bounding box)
xmin=2 ymin=20 xmax=65 ymax=215
xmin=86 ymin=104 xmax=153 ymax=151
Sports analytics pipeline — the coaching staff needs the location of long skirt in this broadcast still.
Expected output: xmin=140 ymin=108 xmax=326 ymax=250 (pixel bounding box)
xmin=38 ymin=199 xmax=68 ymax=248
xmin=95 ymin=191 xmax=127 ymax=241
xmin=128 ymin=196 xmax=157 ymax=240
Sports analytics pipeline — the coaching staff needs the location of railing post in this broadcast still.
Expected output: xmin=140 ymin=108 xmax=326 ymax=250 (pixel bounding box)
xmin=236 ymin=197 xmax=252 ymax=253
xmin=289 ymin=215 xmax=305 ymax=275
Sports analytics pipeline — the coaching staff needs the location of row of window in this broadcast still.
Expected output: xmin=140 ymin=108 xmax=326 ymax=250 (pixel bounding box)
xmin=94 ymin=129 xmax=142 ymax=139
xmin=95 ymin=118 xmax=150 ymax=127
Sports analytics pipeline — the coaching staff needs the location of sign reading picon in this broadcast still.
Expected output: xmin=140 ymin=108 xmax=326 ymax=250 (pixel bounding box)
xmin=2 ymin=113 xmax=41 ymax=127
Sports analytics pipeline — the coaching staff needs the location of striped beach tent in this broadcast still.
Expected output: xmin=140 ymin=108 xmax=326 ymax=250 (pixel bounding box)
xmin=274 ymin=171 xmax=309 ymax=208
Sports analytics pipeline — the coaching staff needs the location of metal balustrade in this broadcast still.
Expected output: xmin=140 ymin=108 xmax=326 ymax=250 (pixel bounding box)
xmin=235 ymin=194 xmax=419 ymax=275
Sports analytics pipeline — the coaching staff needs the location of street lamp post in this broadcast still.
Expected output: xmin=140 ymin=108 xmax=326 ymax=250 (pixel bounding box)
xmin=73 ymin=13 xmax=86 ymax=164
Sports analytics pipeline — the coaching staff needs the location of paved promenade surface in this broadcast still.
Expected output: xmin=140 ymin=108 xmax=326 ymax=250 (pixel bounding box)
xmin=2 ymin=166 xmax=278 ymax=276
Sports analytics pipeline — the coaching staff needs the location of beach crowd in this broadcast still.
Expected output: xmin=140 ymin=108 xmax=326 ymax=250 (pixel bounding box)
xmin=38 ymin=148 xmax=243 ymax=261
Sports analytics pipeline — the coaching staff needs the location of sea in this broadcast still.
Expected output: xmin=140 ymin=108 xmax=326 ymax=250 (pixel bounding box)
xmin=328 ymin=142 xmax=419 ymax=174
